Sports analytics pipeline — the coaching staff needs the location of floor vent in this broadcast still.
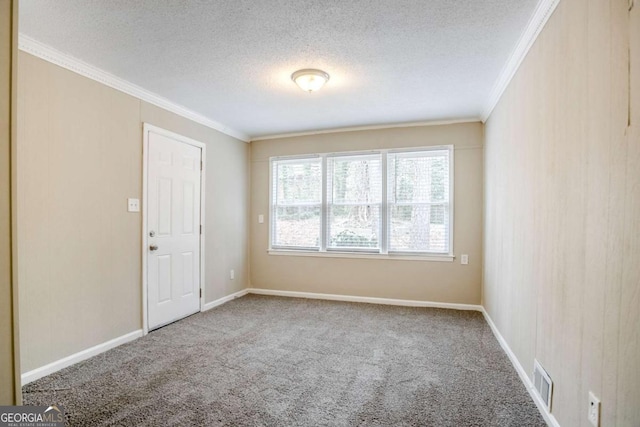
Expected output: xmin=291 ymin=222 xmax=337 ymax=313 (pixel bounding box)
xmin=533 ymin=359 xmax=553 ymax=411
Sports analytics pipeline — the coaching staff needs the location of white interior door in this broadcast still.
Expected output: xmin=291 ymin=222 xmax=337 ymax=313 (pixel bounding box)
xmin=147 ymin=129 xmax=202 ymax=330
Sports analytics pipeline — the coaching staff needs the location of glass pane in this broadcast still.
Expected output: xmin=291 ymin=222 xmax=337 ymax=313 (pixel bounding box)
xmin=328 ymin=204 xmax=380 ymax=249
xmin=274 ymin=159 xmax=321 ymax=204
xmin=389 ymin=205 xmax=449 ymax=253
xmin=273 ymin=206 xmax=321 ymax=248
xmin=388 ymin=153 xmax=449 ymax=204
xmin=430 ymin=204 xmax=445 ymax=225
xmin=328 ymin=155 xmax=382 ymax=204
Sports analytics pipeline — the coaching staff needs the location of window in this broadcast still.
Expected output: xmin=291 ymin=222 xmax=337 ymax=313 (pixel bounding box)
xmin=327 ymin=154 xmax=382 ymax=251
xmin=387 ymin=150 xmax=451 ymax=253
xmin=270 ymin=146 xmax=453 ymax=258
xmin=271 ymin=157 xmax=322 ymax=249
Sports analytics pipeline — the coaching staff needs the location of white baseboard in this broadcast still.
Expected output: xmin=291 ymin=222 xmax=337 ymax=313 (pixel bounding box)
xmin=246 ymin=288 xmax=482 ymax=311
xmin=202 ymin=289 xmax=249 ymax=312
xmin=21 ymin=329 xmax=143 ymax=386
xmin=481 ymin=309 xmax=561 ymax=427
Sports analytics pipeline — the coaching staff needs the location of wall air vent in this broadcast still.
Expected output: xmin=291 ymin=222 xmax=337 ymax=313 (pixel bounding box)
xmin=533 ymin=359 xmax=553 ymax=411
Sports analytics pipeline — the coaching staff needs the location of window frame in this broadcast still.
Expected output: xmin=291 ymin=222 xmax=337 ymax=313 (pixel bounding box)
xmin=386 ymin=147 xmax=454 ymax=256
xmin=326 ymin=152 xmax=383 ymax=253
xmin=269 ymin=154 xmax=323 ymax=251
xmin=268 ymin=145 xmax=454 ymax=261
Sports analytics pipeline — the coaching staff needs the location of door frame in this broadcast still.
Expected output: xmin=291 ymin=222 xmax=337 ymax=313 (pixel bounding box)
xmin=142 ymin=123 xmax=207 ymax=335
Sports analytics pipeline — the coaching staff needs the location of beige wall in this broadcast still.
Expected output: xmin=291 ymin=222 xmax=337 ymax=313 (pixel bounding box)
xmin=17 ymin=52 xmax=250 ymax=373
xmin=483 ymin=0 xmax=640 ymax=425
xmin=250 ymin=123 xmax=483 ymax=304
xmin=0 ymin=0 xmax=20 ymax=405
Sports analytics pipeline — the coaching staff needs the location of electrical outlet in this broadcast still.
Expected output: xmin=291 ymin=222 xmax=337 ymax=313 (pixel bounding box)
xmin=127 ymin=198 xmax=140 ymax=212
xmin=588 ymin=391 xmax=600 ymax=426
xmin=230 ymin=269 xmax=235 ymax=280
xmin=461 ymin=254 xmax=469 ymax=265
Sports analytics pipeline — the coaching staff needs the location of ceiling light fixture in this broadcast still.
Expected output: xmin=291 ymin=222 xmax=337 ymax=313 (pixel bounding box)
xmin=291 ymin=69 xmax=330 ymax=92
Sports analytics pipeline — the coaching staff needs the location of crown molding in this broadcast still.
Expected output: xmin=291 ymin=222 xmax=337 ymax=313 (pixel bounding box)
xmin=251 ymin=117 xmax=481 ymax=142
xmin=18 ymin=34 xmax=250 ymax=143
xmin=481 ymin=0 xmax=560 ymax=122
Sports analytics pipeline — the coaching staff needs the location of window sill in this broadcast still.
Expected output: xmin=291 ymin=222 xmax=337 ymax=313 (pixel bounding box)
xmin=267 ymin=249 xmax=455 ymax=262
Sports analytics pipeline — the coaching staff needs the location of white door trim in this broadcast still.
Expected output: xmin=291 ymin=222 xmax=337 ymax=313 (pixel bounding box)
xmin=142 ymin=123 xmax=207 ymax=335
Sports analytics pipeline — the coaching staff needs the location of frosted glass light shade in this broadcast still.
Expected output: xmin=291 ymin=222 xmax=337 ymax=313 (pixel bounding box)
xmin=291 ymin=69 xmax=330 ymax=92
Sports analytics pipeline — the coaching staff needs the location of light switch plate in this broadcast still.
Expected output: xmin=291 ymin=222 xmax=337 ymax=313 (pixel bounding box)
xmin=127 ymin=198 xmax=140 ymax=212
xmin=258 ymin=214 xmax=264 ymax=224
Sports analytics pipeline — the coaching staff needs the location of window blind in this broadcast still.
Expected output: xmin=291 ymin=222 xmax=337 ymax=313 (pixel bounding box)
xmin=327 ymin=154 xmax=382 ymax=250
xmin=271 ymin=157 xmax=322 ymax=249
xmin=387 ymin=150 xmax=450 ymax=253
xmin=270 ymin=147 xmax=453 ymax=256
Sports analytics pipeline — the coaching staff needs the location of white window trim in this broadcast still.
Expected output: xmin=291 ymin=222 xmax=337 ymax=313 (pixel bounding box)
xmin=267 ymin=249 xmax=454 ymax=262
xmin=269 ymin=145 xmax=455 ymax=261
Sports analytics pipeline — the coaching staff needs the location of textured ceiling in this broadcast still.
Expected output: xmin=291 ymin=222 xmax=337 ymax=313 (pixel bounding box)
xmin=19 ymin=0 xmax=539 ymax=139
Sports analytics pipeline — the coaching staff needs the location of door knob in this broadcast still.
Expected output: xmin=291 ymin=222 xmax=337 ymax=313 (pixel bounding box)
xmin=149 ymin=244 xmax=158 ymax=251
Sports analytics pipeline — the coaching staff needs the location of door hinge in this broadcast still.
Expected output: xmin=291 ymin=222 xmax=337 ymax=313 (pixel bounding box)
xmin=200 ymin=225 xmax=202 ymax=235
xmin=200 ymin=160 xmax=203 ymax=171
xmin=200 ymin=289 xmax=202 ymax=298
